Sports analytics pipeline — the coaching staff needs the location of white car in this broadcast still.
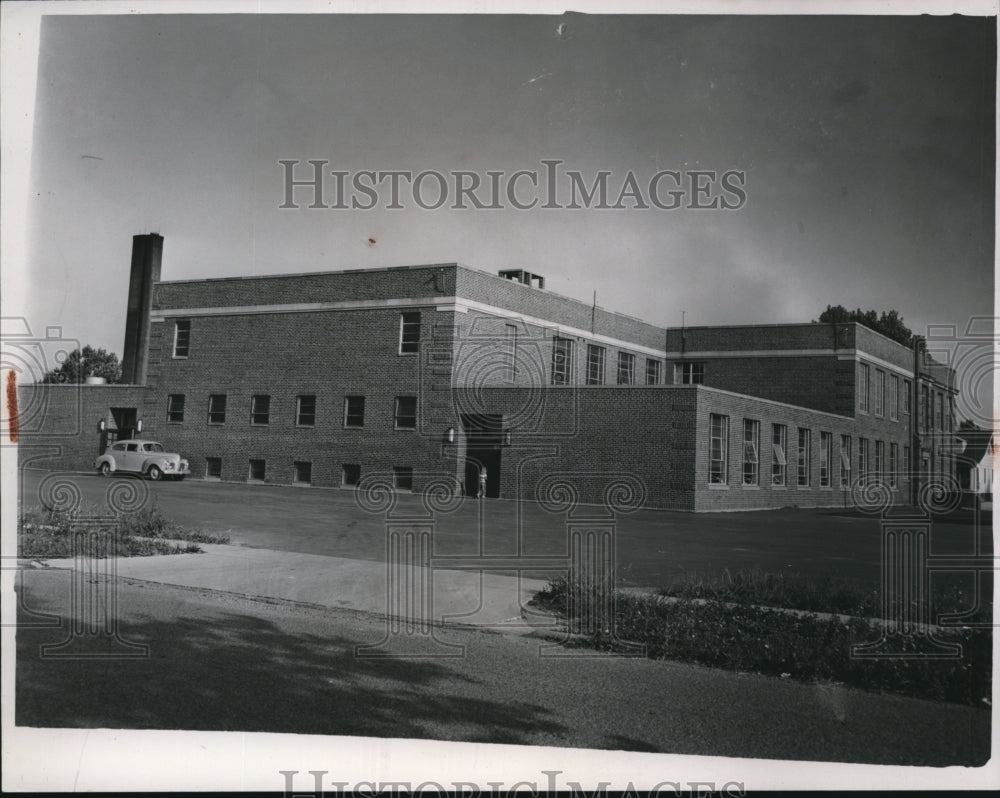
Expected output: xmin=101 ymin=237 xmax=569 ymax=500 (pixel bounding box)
xmin=95 ymin=439 xmax=190 ymax=481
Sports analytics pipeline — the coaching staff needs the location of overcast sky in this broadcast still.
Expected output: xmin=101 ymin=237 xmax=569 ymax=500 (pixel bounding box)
xmin=11 ymin=9 xmax=997 ymax=416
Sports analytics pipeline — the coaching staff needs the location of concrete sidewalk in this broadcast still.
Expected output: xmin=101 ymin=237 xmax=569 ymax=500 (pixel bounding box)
xmin=32 ymin=544 xmax=553 ymax=629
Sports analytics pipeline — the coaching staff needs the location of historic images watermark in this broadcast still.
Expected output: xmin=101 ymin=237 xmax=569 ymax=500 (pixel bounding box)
xmin=279 ymin=769 xmax=746 ymax=797
xmin=278 ymin=159 xmax=747 ymax=211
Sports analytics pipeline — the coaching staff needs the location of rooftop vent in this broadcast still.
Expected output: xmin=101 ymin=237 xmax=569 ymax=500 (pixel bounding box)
xmin=498 ymin=269 xmax=544 ymax=289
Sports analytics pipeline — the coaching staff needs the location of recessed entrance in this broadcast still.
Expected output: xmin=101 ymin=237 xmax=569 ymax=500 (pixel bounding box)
xmin=461 ymin=413 xmax=503 ymax=498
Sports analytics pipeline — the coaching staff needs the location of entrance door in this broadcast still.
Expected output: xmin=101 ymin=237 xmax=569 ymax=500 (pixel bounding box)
xmin=461 ymin=414 xmax=503 ymax=498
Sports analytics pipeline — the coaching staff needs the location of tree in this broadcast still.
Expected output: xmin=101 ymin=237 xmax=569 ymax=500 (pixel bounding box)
xmin=815 ymin=305 xmax=914 ymax=348
xmin=43 ymin=346 xmax=122 ymax=384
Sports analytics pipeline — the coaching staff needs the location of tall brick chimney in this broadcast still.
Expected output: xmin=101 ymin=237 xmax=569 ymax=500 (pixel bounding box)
xmin=121 ymin=233 xmax=163 ymax=385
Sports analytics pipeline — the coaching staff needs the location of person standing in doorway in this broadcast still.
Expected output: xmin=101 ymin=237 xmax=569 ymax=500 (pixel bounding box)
xmin=478 ymin=466 xmax=488 ymax=499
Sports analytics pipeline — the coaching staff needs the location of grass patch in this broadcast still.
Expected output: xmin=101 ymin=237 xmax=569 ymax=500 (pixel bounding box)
xmin=656 ymin=567 xmax=987 ymax=620
xmin=18 ymin=504 xmax=229 ymax=559
xmin=534 ymin=575 xmax=992 ymax=706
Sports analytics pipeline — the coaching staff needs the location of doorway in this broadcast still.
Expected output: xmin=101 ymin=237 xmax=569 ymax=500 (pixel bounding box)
xmin=461 ymin=413 xmax=503 ymax=498
xmin=100 ymin=407 xmax=138 ymax=454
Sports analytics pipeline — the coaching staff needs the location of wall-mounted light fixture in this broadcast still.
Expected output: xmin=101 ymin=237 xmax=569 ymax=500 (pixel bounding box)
xmin=137 ymin=419 xmax=143 ymax=434
xmin=446 ymin=427 xmax=455 ymax=444
xmin=503 ymin=430 xmax=512 ymax=447
xmin=98 ymin=419 xmax=106 ymax=432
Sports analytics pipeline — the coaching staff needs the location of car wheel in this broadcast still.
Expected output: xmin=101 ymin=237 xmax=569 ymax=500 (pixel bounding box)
xmin=147 ymin=465 xmax=163 ymax=481
xmin=98 ymin=462 xmax=112 ymax=477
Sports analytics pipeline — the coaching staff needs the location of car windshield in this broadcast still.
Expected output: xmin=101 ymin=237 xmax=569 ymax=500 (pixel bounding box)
xmin=143 ymin=443 xmax=164 ymax=453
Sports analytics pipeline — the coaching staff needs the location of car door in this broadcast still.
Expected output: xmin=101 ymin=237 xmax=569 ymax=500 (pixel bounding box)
xmin=122 ymin=442 xmax=140 ymax=472
xmin=108 ymin=442 xmax=129 ymax=470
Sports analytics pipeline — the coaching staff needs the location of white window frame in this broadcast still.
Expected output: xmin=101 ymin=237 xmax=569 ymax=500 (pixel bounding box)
xmin=742 ymin=419 xmax=760 ymax=486
xmin=772 ymin=424 xmax=787 ymax=486
xmin=840 ymin=435 xmax=852 ymax=488
xmin=646 ymin=358 xmax=661 ymax=385
xmin=504 ymin=324 xmax=518 ymax=382
xmin=617 ymin=352 xmax=635 ymax=385
xmin=797 ymin=428 xmax=811 ymax=486
xmin=399 ymin=311 xmax=421 ymax=354
xmin=172 ymin=320 xmax=191 ymax=359
xmin=819 ymin=431 xmax=832 ymax=488
xmin=709 ymin=414 xmax=729 ymax=485
xmin=296 ymin=395 xmax=316 ymax=427
xmin=586 ymin=344 xmax=605 ymax=385
xmin=859 ymin=362 xmax=870 ymax=413
xmin=551 ymin=337 xmax=573 ymax=385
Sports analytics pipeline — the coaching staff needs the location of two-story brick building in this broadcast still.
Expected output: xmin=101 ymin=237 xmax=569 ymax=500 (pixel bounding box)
xmin=17 ymin=233 xmax=961 ymax=511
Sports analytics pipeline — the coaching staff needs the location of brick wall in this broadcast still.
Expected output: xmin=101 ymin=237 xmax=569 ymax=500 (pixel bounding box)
xmin=456 ymin=266 xmax=666 ymax=350
xmin=142 ymin=305 xmax=462 ymax=491
xmin=452 ymin=385 xmax=699 ymax=510
xmin=451 ymin=308 xmax=666 ymax=390
xmin=154 ymin=264 xmax=459 ymax=310
xmin=693 ymin=386 xmax=912 ymax=512
xmin=16 ymin=384 xmax=150 ymax=472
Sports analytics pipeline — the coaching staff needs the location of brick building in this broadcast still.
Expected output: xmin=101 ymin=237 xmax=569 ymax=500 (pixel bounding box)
xmin=18 ymin=234 xmax=961 ymax=511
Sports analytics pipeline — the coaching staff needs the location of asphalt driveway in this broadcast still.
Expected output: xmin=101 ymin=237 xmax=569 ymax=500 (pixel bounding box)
xmin=19 ymin=468 xmax=992 ymax=589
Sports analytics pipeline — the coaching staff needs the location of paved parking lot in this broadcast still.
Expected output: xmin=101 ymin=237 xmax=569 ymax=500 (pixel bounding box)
xmin=18 ymin=468 xmax=992 ymax=589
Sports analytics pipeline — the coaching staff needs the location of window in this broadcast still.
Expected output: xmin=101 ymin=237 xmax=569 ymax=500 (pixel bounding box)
xmin=173 ymin=320 xmax=190 ymax=358
xmin=399 ymin=311 xmax=421 ymax=354
xmin=344 ymin=396 xmax=365 ymax=428
xmin=797 ymin=428 xmax=811 ymax=486
xmin=586 ymin=345 xmax=605 ymax=385
xmin=208 ymin=394 xmax=227 ymax=424
xmin=393 ymin=466 xmax=414 ymax=491
xmin=394 ymin=396 xmax=417 ymax=429
xmin=645 ymin=359 xmax=661 ymax=385
xmin=248 ymin=459 xmax=266 ymax=481
xmin=166 ymin=394 xmax=185 ymax=423
xmin=902 ymin=379 xmax=912 ymax=414
xmin=772 ymin=424 xmax=787 ymax=486
xmin=342 ymin=463 xmax=361 ymax=487
xmin=874 ymin=369 xmax=885 ymax=417
xmin=840 ymin=435 xmax=852 ymax=488
xmin=617 ymin=352 xmax=635 ymax=385
xmin=903 ymin=445 xmax=911 ymax=476
xmin=709 ymin=414 xmax=729 ymax=485
xmin=742 ymin=419 xmax=760 ymax=486
xmin=296 ymin=395 xmax=316 ymax=427
xmin=293 ymin=461 xmax=312 ymax=485
xmin=819 ymin=432 xmax=832 ymax=488
xmin=935 ymin=393 xmax=943 ymax=431
xmin=251 ymin=394 xmax=270 ymax=426
xmin=675 ymin=362 xmax=704 ymax=384
xmin=920 ymin=384 xmax=929 ymax=431
xmin=859 ymin=439 xmax=869 ymax=486
xmin=889 ymin=444 xmax=898 ymax=488
xmin=551 ymin=337 xmax=573 ymax=385
xmin=875 ymin=441 xmax=885 ymax=481
xmin=505 ymin=324 xmax=517 ymax=381
xmin=859 ymin=363 xmax=870 ymax=413
xmin=205 ymin=457 xmax=222 ymax=479
xmin=890 ymin=375 xmax=899 ymax=421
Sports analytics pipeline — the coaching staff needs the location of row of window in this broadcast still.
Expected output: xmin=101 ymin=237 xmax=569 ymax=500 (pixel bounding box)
xmin=203 ymin=459 xmax=414 ymax=490
xmin=172 ymin=312 xmax=424 ymax=359
xmin=554 ymin=338 xmax=664 ymax=386
xmin=708 ymin=414 xmax=910 ymax=489
xmin=167 ymin=393 xmax=418 ymax=429
xmin=858 ymin=363 xmax=910 ymax=420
